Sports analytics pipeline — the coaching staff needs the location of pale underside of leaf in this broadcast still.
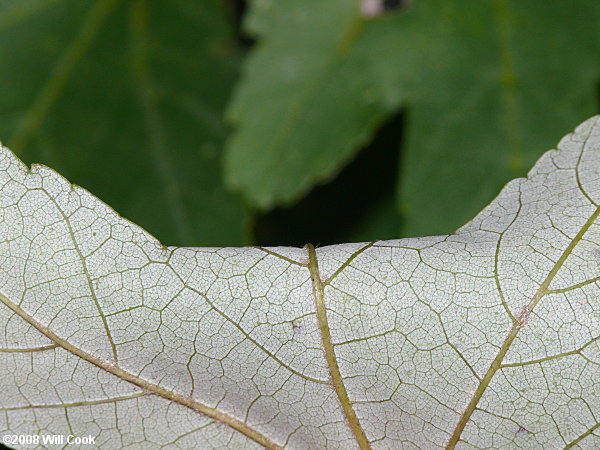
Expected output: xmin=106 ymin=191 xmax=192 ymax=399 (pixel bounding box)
xmin=1 ymin=117 xmax=600 ymax=448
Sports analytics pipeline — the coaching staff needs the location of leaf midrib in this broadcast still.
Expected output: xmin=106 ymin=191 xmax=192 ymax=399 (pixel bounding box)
xmin=307 ymin=243 xmax=371 ymax=450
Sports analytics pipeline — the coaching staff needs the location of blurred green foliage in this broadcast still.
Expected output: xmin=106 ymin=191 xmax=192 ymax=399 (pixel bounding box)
xmin=0 ymin=0 xmax=598 ymax=247
xmin=0 ymin=0 xmax=248 ymax=246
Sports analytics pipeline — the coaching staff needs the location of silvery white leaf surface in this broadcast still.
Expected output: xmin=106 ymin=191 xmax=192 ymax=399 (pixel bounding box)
xmin=1 ymin=117 xmax=599 ymax=448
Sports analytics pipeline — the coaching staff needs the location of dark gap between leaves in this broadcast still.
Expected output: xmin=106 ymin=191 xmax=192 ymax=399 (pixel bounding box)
xmin=383 ymin=0 xmax=407 ymax=10
xmin=362 ymin=0 xmax=410 ymax=17
xmin=254 ymin=110 xmax=406 ymax=247
xmin=225 ymin=0 xmax=256 ymax=48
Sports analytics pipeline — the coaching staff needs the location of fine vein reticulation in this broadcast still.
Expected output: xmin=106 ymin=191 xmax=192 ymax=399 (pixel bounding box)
xmin=1 ymin=116 xmax=599 ymax=449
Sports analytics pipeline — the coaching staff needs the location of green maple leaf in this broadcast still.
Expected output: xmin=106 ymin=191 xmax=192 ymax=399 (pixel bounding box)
xmin=225 ymin=0 xmax=600 ymax=237
xmin=0 ymin=0 xmax=249 ymax=247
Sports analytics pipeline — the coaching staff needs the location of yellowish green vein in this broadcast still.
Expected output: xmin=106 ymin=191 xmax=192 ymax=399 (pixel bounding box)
xmin=44 ymin=189 xmax=119 ymax=364
xmin=324 ymin=241 xmax=377 ymax=286
xmin=0 ymin=343 xmax=58 ymax=353
xmin=307 ymin=243 xmax=371 ymax=450
xmin=501 ymin=335 xmax=600 ymax=368
xmin=185 ymin=286 xmax=328 ymax=386
xmin=446 ymin=205 xmax=600 ymax=449
xmin=564 ymin=422 xmax=600 ymax=449
xmin=0 ymin=292 xmax=283 ymax=450
xmin=254 ymin=246 xmax=307 ymax=266
xmin=1 ymin=392 xmax=147 ymax=410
